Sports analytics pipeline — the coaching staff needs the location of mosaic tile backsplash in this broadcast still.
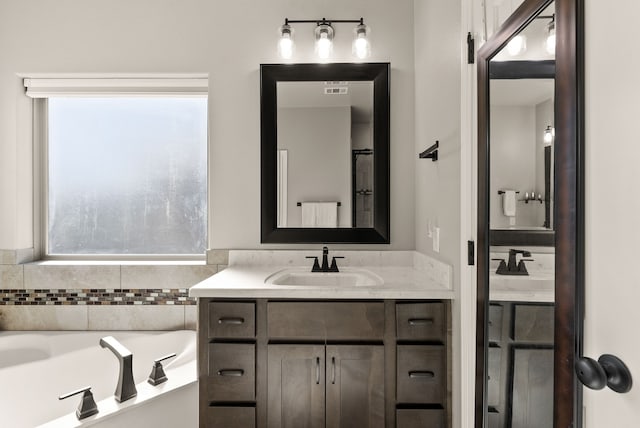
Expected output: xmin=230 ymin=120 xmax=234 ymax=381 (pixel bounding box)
xmin=0 ymin=289 xmax=196 ymax=305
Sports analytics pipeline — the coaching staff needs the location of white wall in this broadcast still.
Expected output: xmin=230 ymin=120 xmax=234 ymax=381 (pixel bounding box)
xmin=0 ymin=0 xmax=416 ymax=251
xmin=414 ymin=0 xmax=462 ymax=281
xmin=583 ymin=0 xmax=640 ymax=424
xmin=278 ymin=106 xmax=351 ymax=227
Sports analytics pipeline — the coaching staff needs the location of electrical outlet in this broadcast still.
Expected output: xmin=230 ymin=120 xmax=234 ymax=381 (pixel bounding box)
xmin=433 ymin=227 xmax=440 ymax=252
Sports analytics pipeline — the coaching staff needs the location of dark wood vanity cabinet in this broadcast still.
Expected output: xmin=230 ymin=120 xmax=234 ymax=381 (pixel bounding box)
xmin=198 ymin=299 xmax=449 ymax=428
xmin=487 ymin=302 xmax=554 ymax=428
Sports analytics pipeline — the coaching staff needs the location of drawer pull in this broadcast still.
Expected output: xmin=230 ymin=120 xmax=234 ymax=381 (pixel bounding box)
xmin=217 ymin=369 xmax=244 ymax=377
xmin=331 ymin=357 xmax=336 ymax=384
xmin=218 ymin=317 xmax=245 ymax=325
xmin=409 ymin=370 xmax=435 ymax=378
xmin=408 ymin=318 xmax=434 ymax=326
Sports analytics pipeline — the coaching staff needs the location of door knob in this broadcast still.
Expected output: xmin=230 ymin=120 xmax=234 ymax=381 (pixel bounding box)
xmin=575 ymin=354 xmax=632 ymax=393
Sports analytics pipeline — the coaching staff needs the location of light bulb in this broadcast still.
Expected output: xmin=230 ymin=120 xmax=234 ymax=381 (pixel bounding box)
xmin=546 ymin=21 xmax=556 ymax=55
xmin=352 ymin=24 xmax=370 ymax=59
xmin=314 ymin=23 xmax=334 ymax=61
xmin=278 ymin=24 xmax=294 ymax=59
xmin=506 ymin=34 xmax=526 ymax=56
xmin=543 ymin=126 xmax=554 ymax=146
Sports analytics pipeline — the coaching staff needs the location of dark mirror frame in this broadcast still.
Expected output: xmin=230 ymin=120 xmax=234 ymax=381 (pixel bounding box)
xmin=260 ymin=63 xmax=390 ymax=244
xmin=476 ymin=1 xmax=584 ymax=427
xmin=489 ymin=60 xmax=556 ymax=247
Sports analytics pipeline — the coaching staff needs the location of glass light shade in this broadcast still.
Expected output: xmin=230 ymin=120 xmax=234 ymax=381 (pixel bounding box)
xmin=278 ymin=25 xmax=294 ymax=59
xmin=315 ymin=24 xmax=334 ymax=60
xmin=506 ymin=34 xmax=527 ymax=56
xmin=352 ymin=24 xmax=371 ymax=59
xmin=544 ymin=126 xmax=554 ymax=146
xmin=546 ymin=23 xmax=556 ymax=55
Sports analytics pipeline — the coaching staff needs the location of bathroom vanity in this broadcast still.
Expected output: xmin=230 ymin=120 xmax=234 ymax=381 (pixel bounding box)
xmin=190 ymin=251 xmax=453 ymax=428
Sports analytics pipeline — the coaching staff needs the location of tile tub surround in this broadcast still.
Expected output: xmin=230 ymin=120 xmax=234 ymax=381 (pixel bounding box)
xmin=0 ymin=259 xmax=225 ymax=330
xmin=190 ymin=250 xmax=453 ymax=299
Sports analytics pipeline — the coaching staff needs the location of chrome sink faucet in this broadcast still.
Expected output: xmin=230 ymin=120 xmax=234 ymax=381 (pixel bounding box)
xmin=306 ymin=246 xmax=344 ymax=272
xmin=99 ymin=336 xmax=137 ymax=402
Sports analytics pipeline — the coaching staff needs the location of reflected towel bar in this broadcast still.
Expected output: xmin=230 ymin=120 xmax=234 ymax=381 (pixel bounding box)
xmin=297 ymin=202 xmax=341 ymax=206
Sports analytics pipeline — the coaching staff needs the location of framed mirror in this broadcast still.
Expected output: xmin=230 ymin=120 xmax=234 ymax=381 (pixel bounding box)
xmin=260 ymin=63 xmax=390 ymax=243
xmin=476 ymin=0 xmax=583 ymax=427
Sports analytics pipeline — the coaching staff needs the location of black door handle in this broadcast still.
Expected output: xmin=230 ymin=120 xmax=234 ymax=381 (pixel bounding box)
xmin=575 ymin=354 xmax=632 ymax=393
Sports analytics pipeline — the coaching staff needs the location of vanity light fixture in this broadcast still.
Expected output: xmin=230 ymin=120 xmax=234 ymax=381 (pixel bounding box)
xmin=543 ymin=125 xmax=555 ymax=146
xmin=546 ymin=15 xmax=556 ymax=54
xmin=278 ymin=18 xmax=371 ymax=60
xmin=506 ymin=34 xmax=527 ymax=56
xmin=278 ymin=23 xmax=294 ymax=60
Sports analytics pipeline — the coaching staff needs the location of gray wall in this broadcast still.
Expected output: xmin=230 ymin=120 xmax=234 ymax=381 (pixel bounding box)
xmin=414 ymin=0 xmax=461 ymax=284
xmin=490 ymin=106 xmax=539 ymax=228
xmin=0 ymin=0 xmax=416 ymax=251
xmin=278 ymin=106 xmax=351 ymax=227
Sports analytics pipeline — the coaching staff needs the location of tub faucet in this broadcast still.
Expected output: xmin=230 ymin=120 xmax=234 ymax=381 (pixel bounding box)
xmin=99 ymin=336 xmax=137 ymax=402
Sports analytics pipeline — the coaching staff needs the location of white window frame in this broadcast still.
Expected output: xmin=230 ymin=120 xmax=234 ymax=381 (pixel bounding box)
xmin=28 ymin=75 xmax=209 ymax=261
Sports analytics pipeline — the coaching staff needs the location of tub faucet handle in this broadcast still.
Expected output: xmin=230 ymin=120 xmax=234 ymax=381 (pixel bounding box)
xmin=148 ymin=353 xmax=177 ymax=386
xmin=59 ymin=386 xmax=99 ymax=420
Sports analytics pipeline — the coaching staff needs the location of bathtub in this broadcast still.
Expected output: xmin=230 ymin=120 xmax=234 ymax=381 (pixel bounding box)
xmin=0 ymin=330 xmax=197 ymax=428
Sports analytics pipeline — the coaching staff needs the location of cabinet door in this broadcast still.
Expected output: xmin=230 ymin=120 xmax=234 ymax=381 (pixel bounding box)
xmin=326 ymin=345 xmax=385 ymax=428
xmin=267 ymin=345 xmax=325 ymax=428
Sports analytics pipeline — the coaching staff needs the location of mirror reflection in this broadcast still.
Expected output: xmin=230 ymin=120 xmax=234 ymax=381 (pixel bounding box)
xmin=276 ymin=81 xmax=374 ymax=228
xmin=490 ymin=78 xmax=554 ymax=230
xmin=485 ymin=2 xmax=556 ymax=428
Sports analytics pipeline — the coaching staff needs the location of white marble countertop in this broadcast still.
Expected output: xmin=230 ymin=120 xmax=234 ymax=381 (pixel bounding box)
xmin=189 ymin=250 xmax=454 ymax=300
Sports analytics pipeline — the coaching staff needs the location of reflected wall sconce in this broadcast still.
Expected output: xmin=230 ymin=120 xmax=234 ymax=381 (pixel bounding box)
xmin=506 ymin=13 xmax=555 ymax=57
xmin=543 ymin=125 xmax=555 ymax=146
xmin=546 ymin=15 xmax=556 ymax=54
xmin=278 ymin=18 xmax=371 ymax=61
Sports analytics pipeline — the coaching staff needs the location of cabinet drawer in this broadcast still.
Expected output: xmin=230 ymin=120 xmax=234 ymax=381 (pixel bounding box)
xmin=268 ymin=302 xmax=384 ymax=340
xmin=396 ymin=302 xmax=445 ymax=341
xmin=396 ymin=345 xmax=445 ymax=404
xmin=513 ymin=304 xmax=554 ymax=343
xmin=208 ymin=344 xmax=255 ymax=402
xmin=209 ymin=302 xmax=255 ymax=338
xmin=203 ymin=406 xmax=255 ymax=428
xmin=396 ymin=409 xmax=445 ymax=428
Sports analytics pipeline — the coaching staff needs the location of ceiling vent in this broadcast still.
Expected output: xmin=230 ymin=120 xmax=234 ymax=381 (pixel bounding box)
xmin=324 ymin=87 xmax=348 ymax=95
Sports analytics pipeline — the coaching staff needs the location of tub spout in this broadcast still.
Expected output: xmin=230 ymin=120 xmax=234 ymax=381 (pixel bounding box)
xmin=99 ymin=336 xmax=137 ymax=402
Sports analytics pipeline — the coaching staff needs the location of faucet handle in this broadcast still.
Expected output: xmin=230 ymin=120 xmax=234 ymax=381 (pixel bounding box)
xmin=59 ymin=386 xmax=99 ymax=420
xmin=306 ymin=256 xmax=321 ymax=272
xmin=148 ymin=353 xmax=177 ymax=386
xmin=329 ymin=256 xmax=345 ymax=272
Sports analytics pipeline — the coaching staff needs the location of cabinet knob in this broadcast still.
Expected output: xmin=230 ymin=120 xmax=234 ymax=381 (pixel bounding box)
xmin=575 ymin=354 xmax=632 ymax=393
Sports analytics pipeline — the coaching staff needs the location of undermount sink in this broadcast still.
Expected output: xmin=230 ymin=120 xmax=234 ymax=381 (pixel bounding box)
xmin=490 ymin=271 xmax=554 ymax=291
xmin=265 ymin=267 xmax=384 ymax=287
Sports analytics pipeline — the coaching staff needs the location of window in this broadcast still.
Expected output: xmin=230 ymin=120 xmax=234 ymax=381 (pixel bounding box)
xmin=26 ymin=77 xmax=208 ymax=257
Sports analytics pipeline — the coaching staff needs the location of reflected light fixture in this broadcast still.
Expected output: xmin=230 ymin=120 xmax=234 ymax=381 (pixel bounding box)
xmin=543 ymin=125 xmax=555 ymax=146
xmin=546 ymin=15 xmax=556 ymax=54
xmin=506 ymin=34 xmax=527 ymax=56
xmin=277 ymin=17 xmax=371 ymax=60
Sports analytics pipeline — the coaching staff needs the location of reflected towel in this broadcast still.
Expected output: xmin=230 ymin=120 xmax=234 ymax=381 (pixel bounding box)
xmin=301 ymin=202 xmax=338 ymax=228
xmin=503 ymin=190 xmax=517 ymax=217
